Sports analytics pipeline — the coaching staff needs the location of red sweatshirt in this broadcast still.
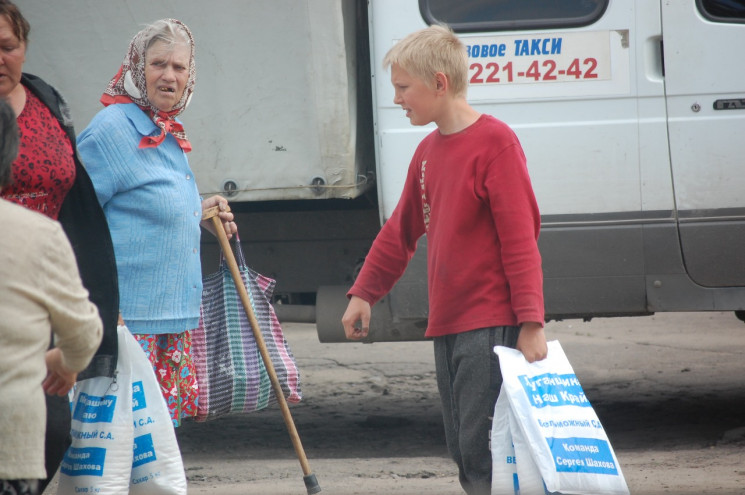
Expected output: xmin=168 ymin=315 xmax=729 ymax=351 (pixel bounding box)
xmin=349 ymin=114 xmax=544 ymax=337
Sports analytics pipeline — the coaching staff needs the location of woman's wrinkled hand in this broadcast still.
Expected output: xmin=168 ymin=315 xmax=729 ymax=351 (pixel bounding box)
xmin=201 ymin=195 xmax=238 ymax=239
xmin=43 ymin=348 xmax=78 ymax=396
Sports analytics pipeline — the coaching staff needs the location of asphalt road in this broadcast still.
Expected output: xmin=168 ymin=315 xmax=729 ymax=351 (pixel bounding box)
xmin=173 ymin=311 xmax=745 ymax=495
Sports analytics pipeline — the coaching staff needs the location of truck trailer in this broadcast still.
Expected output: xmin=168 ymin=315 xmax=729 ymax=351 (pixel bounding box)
xmin=23 ymin=0 xmax=745 ymax=341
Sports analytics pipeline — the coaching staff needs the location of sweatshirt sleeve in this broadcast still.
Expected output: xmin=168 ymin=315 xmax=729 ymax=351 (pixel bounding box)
xmin=348 ymin=155 xmax=427 ymax=305
xmin=42 ymin=224 xmax=104 ymax=372
xmin=483 ymin=143 xmax=545 ymax=326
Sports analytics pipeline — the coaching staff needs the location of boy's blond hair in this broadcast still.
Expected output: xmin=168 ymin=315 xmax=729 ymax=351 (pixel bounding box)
xmin=383 ymin=24 xmax=468 ymax=98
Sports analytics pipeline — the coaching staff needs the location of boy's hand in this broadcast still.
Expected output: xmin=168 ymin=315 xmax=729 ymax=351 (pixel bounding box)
xmin=43 ymin=348 xmax=77 ymax=396
xmin=342 ymin=296 xmax=371 ymax=340
xmin=516 ymin=322 xmax=548 ymax=363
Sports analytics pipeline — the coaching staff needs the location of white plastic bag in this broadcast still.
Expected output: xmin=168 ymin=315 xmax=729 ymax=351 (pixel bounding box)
xmin=491 ymin=392 xmax=546 ymax=495
xmin=491 ymin=341 xmax=629 ymax=495
xmin=126 ymin=326 xmax=187 ymax=494
xmin=58 ymin=326 xmax=187 ymax=494
xmin=58 ymin=327 xmax=134 ymax=494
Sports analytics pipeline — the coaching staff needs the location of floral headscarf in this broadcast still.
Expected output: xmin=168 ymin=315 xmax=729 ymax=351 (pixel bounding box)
xmin=101 ymin=19 xmax=196 ymax=152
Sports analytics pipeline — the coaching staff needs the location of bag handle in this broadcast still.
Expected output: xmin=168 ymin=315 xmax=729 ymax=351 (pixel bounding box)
xmin=218 ymin=232 xmax=247 ymax=269
xmin=202 ymin=204 xmax=247 ymax=269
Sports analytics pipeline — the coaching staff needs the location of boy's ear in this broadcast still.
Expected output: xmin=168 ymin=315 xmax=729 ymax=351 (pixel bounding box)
xmin=434 ymin=72 xmax=448 ymax=94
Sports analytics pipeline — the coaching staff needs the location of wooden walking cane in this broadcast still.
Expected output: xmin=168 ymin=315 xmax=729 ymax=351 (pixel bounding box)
xmin=203 ymin=205 xmax=321 ymax=495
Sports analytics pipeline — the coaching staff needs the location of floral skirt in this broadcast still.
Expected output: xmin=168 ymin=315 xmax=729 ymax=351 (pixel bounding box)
xmin=133 ymin=331 xmax=198 ymax=427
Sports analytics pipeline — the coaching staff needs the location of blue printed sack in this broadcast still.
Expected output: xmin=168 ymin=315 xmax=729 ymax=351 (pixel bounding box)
xmin=58 ymin=327 xmax=133 ymax=494
xmin=491 ymin=341 xmax=629 ymax=495
xmin=125 ymin=325 xmax=187 ymax=494
xmin=58 ymin=326 xmax=186 ymax=494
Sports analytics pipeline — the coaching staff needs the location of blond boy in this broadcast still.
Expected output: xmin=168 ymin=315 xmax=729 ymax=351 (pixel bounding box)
xmin=342 ymin=25 xmax=548 ymax=494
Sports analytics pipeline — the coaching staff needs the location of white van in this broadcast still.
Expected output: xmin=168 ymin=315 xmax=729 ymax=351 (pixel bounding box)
xmin=23 ymin=0 xmax=745 ymax=341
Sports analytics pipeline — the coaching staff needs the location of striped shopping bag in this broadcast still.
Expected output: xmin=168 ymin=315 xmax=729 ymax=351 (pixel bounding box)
xmin=192 ymin=236 xmax=301 ymax=421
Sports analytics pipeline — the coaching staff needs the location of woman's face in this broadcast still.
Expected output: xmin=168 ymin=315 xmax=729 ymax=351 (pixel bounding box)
xmin=0 ymin=15 xmax=26 ymax=98
xmin=144 ymin=40 xmax=190 ymax=112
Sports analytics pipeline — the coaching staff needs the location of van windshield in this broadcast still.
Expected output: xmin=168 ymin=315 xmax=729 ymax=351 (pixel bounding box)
xmin=419 ymin=0 xmax=608 ymax=32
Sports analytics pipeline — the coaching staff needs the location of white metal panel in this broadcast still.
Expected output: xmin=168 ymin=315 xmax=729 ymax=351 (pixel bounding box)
xmin=661 ymin=1 xmax=745 ymax=287
xmin=634 ymin=0 xmax=673 ymax=214
xmin=662 ymin=2 xmax=745 ymax=211
xmin=22 ymin=0 xmax=365 ymax=201
xmin=378 ymin=128 xmax=429 ymax=220
xmin=370 ymin=0 xmax=667 ymax=220
xmin=369 ymin=0 xmax=430 ymax=220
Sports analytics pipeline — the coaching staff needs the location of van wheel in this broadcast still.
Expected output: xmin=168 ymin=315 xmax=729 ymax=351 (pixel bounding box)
xmin=735 ymin=311 xmax=745 ymax=323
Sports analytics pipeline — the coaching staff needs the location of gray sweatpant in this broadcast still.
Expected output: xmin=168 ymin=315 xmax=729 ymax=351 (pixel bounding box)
xmin=434 ymin=326 xmax=521 ymax=495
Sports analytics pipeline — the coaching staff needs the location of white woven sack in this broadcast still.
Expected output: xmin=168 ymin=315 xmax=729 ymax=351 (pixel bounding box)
xmin=124 ymin=326 xmax=187 ymax=494
xmin=58 ymin=327 xmax=134 ymax=494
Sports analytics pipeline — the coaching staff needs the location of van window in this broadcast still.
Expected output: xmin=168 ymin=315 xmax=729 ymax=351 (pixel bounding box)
xmin=419 ymin=0 xmax=608 ymax=32
xmin=697 ymin=0 xmax=745 ymax=21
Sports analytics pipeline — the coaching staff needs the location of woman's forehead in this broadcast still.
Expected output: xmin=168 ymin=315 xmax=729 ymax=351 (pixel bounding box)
xmin=146 ymin=40 xmax=190 ymax=60
xmin=0 ymin=16 xmax=20 ymax=41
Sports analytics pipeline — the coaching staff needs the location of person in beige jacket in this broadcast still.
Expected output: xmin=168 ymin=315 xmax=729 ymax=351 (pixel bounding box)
xmin=0 ymin=100 xmax=103 ymax=494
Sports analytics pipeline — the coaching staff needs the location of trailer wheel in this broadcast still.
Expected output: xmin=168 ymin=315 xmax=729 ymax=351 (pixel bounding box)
xmin=315 ymin=286 xmax=353 ymax=343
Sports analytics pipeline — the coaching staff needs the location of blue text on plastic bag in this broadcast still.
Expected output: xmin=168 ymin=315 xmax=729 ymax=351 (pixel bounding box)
xmin=133 ymin=433 xmax=158 ymax=468
xmin=547 ymin=436 xmax=619 ymax=475
xmin=60 ymin=446 xmax=106 ymax=477
xmin=519 ymin=372 xmax=591 ymax=408
xmin=132 ymin=380 xmax=147 ymax=411
xmin=72 ymin=393 xmax=118 ymax=423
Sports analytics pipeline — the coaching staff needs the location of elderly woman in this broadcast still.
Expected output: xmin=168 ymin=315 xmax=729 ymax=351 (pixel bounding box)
xmin=0 ymin=99 xmax=103 ymax=495
xmin=0 ymin=0 xmax=119 ymax=490
xmin=77 ymin=19 xmax=236 ymax=427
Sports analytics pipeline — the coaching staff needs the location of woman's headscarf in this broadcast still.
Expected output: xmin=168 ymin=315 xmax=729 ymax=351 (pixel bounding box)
xmin=101 ymin=19 xmax=196 ymax=152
